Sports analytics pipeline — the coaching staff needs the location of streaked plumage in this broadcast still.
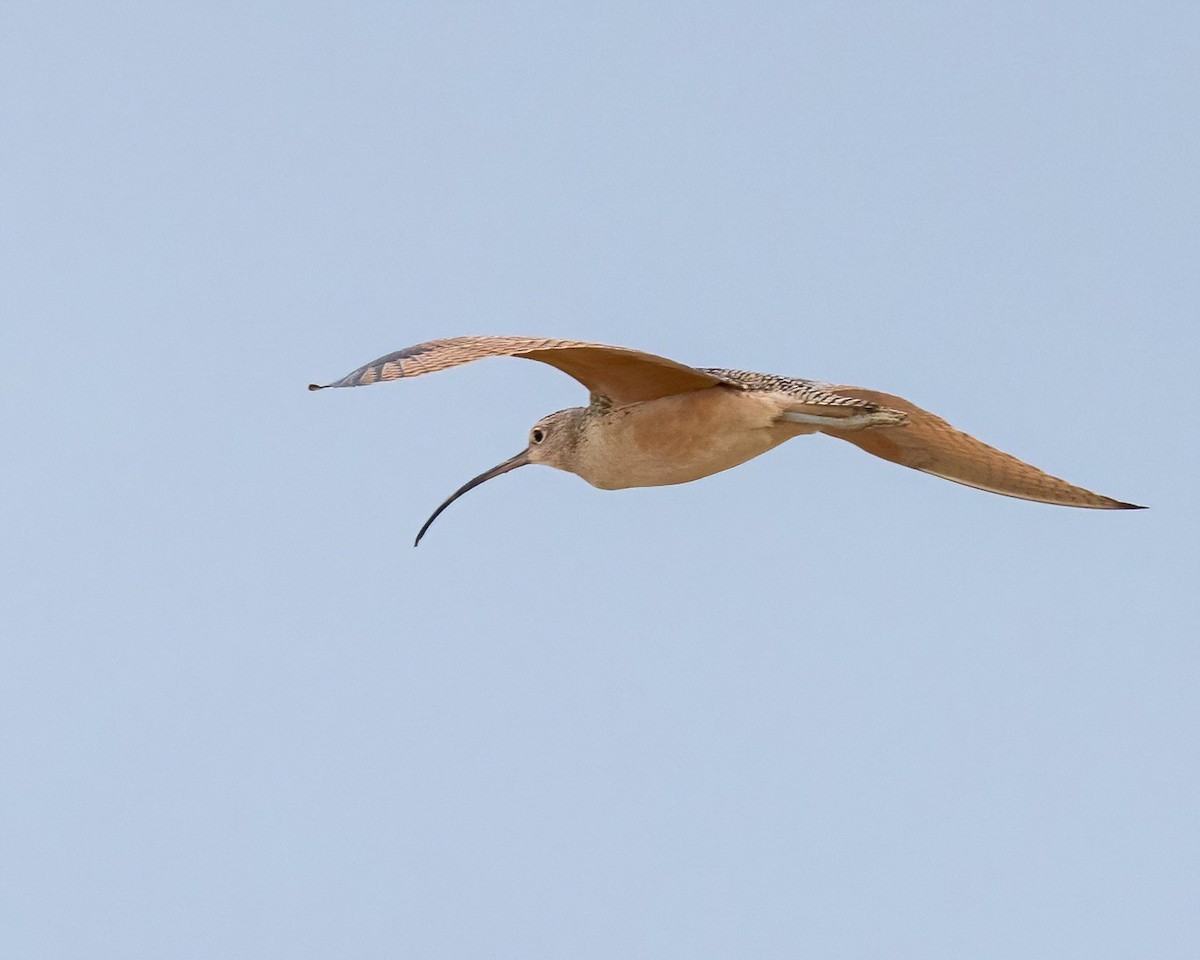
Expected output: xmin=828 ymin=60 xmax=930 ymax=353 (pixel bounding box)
xmin=310 ymin=336 xmax=1144 ymax=544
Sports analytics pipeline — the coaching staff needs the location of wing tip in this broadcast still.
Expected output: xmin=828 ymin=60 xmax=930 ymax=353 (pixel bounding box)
xmin=1113 ymin=500 xmax=1148 ymax=510
xmin=308 ymin=383 xmax=326 ymax=391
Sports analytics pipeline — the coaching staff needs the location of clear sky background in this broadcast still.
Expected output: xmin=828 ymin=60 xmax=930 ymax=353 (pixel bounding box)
xmin=3 ymin=3 xmax=1197 ymax=958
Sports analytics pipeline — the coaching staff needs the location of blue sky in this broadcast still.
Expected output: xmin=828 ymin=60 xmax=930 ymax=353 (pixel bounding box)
xmin=3 ymin=3 xmax=1197 ymax=957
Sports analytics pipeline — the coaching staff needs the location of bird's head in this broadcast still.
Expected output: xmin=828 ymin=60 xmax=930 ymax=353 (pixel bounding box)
xmin=414 ymin=407 xmax=587 ymax=545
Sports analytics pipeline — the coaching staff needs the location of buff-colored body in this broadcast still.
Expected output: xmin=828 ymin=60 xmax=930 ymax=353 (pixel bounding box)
xmin=556 ymin=388 xmax=801 ymax=489
xmin=309 ymin=335 xmax=1144 ymax=544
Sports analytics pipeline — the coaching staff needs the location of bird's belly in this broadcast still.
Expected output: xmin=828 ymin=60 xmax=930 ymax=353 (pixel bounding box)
xmin=576 ymin=388 xmax=792 ymax=490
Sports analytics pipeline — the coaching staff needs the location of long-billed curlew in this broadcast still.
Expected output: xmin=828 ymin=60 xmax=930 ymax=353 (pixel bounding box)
xmin=309 ymin=336 xmax=1144 ymax=545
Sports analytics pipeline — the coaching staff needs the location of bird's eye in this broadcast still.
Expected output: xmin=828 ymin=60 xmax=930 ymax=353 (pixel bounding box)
xmin=531 ymin=428 xmax=545 ymax=443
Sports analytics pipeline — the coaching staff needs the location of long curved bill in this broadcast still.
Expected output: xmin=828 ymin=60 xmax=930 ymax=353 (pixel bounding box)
xmin=414 ymin=449 xmax=532 ymax=546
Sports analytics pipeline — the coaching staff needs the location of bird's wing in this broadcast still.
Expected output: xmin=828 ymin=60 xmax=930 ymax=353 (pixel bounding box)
xmin=309 ymin=336 xmax=730 ymax=406
xmin=820 ymin=386 xmax=1143 ymax=510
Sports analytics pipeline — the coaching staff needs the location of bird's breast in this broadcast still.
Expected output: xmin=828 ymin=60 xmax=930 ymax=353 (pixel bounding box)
xmin=573 ymin=387 xmax=792 ymax=489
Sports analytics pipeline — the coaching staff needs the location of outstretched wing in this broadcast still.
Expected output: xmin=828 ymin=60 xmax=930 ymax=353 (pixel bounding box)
xmin=821 ymin=386 xmax=1144 ymax=510
xmin=309 ymin=336 xmax=730 ymax=406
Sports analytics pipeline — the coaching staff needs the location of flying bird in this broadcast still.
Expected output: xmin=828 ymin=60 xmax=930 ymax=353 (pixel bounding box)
xmin=309 ymin=336 xmax=1144 ymax=545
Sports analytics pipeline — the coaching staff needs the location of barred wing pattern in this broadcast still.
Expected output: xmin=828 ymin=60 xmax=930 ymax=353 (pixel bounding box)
xmin=822 ymin=386 xmax=1142 ymax=509
xmin=701 ymin=368 xmax=889 ymax=414
xmin=309 ymin=336 xmax=731 ymax=406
